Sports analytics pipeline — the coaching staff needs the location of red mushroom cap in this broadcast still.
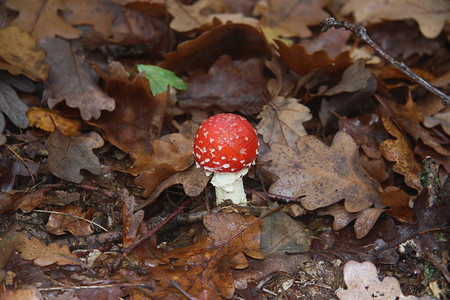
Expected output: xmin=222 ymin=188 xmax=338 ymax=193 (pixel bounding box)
xmin=194 ymin=113 xmax=258 ymax=173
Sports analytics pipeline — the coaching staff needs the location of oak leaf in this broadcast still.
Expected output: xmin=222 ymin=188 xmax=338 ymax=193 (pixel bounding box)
xmin=256 ymin=96 xmax=312 ymax=150
xmin=5 ymin=0 xmax=82 ymax=41
xmin=0 ymin=26 xmax=49 ymax=81
xmin=27 ymin=107 xmax=81 ymax=136
xmin=0 ymin=81 xmax=28 ymax=129
xmin=257 ymin=0 xmax=330 ymax=38
xmin=178 ymin=55 xmax=267 ymax=112
xmin=341 ymin=0 xmax=449 ymax=39
xmin=261 ymin=131 xmax=381 ymax=212
xmin=121 ymin=189 xmax=144 ymax=248
xmin=379 ymin=115 xmax=422 ymax=191
xmin=424 ymin=107 xmax=450 ymax=135
xmin=323 ymin=59 xmax=373 ymax=96
xmin=337 ymin=260 xmax=431 ymax=300
xmin=38 ymin=38 xmax=115 ymax=121
xmin=45 ymin=205 xmax=94 ymax=236
xmin=47 ymin=130 xmax=104 ymax=184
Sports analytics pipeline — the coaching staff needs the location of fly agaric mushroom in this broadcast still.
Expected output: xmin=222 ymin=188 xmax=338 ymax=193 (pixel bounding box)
xmin=194 ymin=113 xmax=259 ymax=205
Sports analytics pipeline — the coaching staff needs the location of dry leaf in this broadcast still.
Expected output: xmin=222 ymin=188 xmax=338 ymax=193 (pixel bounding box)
xmin=131 ymin=133 xmax=194 ymax=197
xmin=261 ymin=131 xmax=381 ymax=212
xmin=423 ymin=107 xmax=450 ymax=135
xmin=0 ymin=26 xmax=49 ymax=81
xmin=5 ymin=0 xmax=82 ymax=40
xmin=318 ymin=204 xmax=385 ymax=239
xmin=178 ymin=55 xmax=267 ymax=112
xmin=90 ymin=62 xmax=168 ymax=158
xmin=257 ymin=0 xmax=330 ymax=38
xmin=381 ymin=186 xmax=416 ymax=223
xmin=337 ymin=260 xmax=432 ymax=300
xmin=46 ymin=205 xmax=94 ymax=236
xmin=47 ymin=130 xmax=104 ymax=183
xmin=323 ymin=59 xmax=373 ymax=95
xmin=27 ymin=107 xmax=81 ymax=136
xmin=256 ymin=96 xmax=312 ymax=150
xmin=0 ymin=81 xmax=28 ymax=129
xmin=121 ymin=189 xmax=144 ymax=248
xmin=341 ymin=0 xmax=450 ymax=38
xmin=14 ymin=232 xmax=81 ymax=266
xmin=379 ymin=115 xmax=422 ymax=191
xmin=38 ymin=38 xmax=115 ymax=121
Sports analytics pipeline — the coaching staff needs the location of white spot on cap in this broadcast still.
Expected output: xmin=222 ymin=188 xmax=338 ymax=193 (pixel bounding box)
xmin=232 ymin=157 xmax=237 ymax=161
xmin=195 ymin=153 xmax=201 ymax=159
xmin=205 ymin=158 xmax=210 ymax=163
xmin=231 ymin=168 xmax=236 ymax=171
xmin=240 ymin=148 xmax=247 ymax=154
xmin=223 ymin=164 xmax=230 ymax=168
xmin=245 ymin=137 xmax=249 ymax=141
xmin=203 ymin=131 xmax=208 ymax=138
xmin=218 ymin=146 xmax=223 ymax=150
xmin=240 ymin=160 xmax=245 ymax=163
xmin=213 ymin=161 xmax=221 ymax=165
xmin=210 ymin=138 xmax=215 ymax=143
xmin=221 ymin=156 xmax=226 ymax=160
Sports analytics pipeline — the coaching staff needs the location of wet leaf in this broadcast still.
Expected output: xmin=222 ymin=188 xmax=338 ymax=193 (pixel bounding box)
xmin=5 ymin=0 xmax=82 ymax=40
xmin=261 ymin=131 xmax=382 ymax=212
xmin=0 ymin=81 xmax=29 ymax=129
xmin=0 ymin=26 xmax=49 ymax=81
xmin=323 ymin=59 xmax=373 ymax=95
xmin=47 ymin=130 xmax=104 ymax=183
xmin=256 ymin=96 xmax=312 ymax=150
xmin=38 ymin=37 xmax=115 ymax=121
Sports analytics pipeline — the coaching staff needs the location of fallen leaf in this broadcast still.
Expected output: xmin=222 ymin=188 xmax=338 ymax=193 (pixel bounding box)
xmin=265 ymin=55 xmax=296 ymax=98
xmin=257 ymin=0 xmax=330 ymax=38
xmin=178 ymin=55 xmax=267 ymax=112
xmin=275 ymin=40 xmax=351 ymax=76
xmin=323 ymin=59 xmax=373 ymax=95
xmin=14 ymin=232 xmax=82 ymax=266
xmin=0 ymin=81 xmax=29 ymax=129
xmin=136 ymin=165 xmax=211 ymax=210
xmin=359 ymin=155 xmax=390 ymax=183
xmin=256 ymin=96 xmax=312 ymax=150
xmin=137 ymin=64 xmax=187 ymax=96
xmin=337 ymin=260 xmax=432 ymax=300
xmin=47 ymin=130 xmax=104 ymax=183
xmin=38 ymin=37 xmax=115 ymax=121
xmin=0 ymin=114 xmax=5 ymax=145
xmin=0 ymin=189 xmax=49 ymax=214
xmin=379 ymin=114 xmax=422 ymax=191
xmin=261 ymin=131 xmax=382 ymax=212
xmin=160 ymin=22 xmax=271 ymax=75
xmin=381 ymin=186 xmax=416 ymax=223
xmin=341 ymin=0 xmax=450 ymax=38
xmin=27 ymin=107 xmax=81 ymax=136
xmin=167 ymin=0 xmax=258 ymax=32
xmin=90 ymin=62 xmax=168 ymax=158
xmin=0 ymin=287 xmax=43 ymax=300
xmin=132 ymin=133 xmax=194 ymax=197
xmin=317 ymin=204 xmax=385 ymax=239
xmin=46 ymin=205 xmax=94 ymax=236
xmin=121 ymin=189 xmax=144 ymax=248
xmin=5 ymin=0 xmax=82 ymax=41
xmin=423 ymin=107 xmax=450 ymax=135
xmin=0 ymin=26 xmax=49 ymax=81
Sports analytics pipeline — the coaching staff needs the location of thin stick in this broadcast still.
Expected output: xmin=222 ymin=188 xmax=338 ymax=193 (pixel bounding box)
xmin=34 ymin=209 xmax=108 ymax=232
xmin=169 ymin=280 xmax=197 ymax=300
xmin=4 ymin=144 xmax=35 ymax=185
xmin=320 ymin=17 xmax=450 ymax=107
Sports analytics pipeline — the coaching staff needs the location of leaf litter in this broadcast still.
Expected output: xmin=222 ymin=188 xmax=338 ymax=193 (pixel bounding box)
xmin=0 ymin=0 xmax=449 ymax=299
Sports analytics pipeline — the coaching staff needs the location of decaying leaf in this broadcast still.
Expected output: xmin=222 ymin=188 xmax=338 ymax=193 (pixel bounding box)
xmin=0 ymin=81 xmax=29 ymax=129
xmin=381 ymin=186 xmax=416 ymax=223
xmin=323 ymin=59 xmax=373 ymax=96
xmin=142 ymin=212 xmax=263 ymax=299
xmin=5 ymin=0 xmax=82 ymax=41
xmin=47 ymin=130 xmax=104 ymax=183
xmin=38 ymin=37 xmax=115 ymax=121
xmin=90 ymin=62 xmax=168 ymax=157
xmin=379 ymin=115 xmax=422 ymax=191
xmin=178 ymin=55 xmax=267 ymax=112
xmin=45 ymin=205 xmax=94 ymax=236
xmin=121 ymin=189 xmax=144 ymax=248
xmin=167 ymin=0 xmax=258 ymax=32
xmin=341 ymin=0 xmax=450 ymax=38
xmin=131 ymin=133 xmax=194 ymax=197
xmin=337 ymin=260 xmax=432 ymax=300
xmin=0 ymin=189 xmax=49 ymax=214
xmin=261 ymin=131 xmax=382 ymax=212
xmin=0 ymin=26 xmax=49 ymax=81
xmin=318 ymin=204 xmax=385 ymax=239
xmin=423 ymin=107 xmax=450 ymax=135
xmin=27 ymin=107 xmax=81 ymax=136
xmin=257 ymin=0 xmax=330 ymax=38
xmin=256 ymin=96 xmax=312 ymax=150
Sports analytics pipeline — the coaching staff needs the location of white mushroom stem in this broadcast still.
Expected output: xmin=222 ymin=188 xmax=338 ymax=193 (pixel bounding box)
xmin=210 ymin=168 xmax=249 ymax=205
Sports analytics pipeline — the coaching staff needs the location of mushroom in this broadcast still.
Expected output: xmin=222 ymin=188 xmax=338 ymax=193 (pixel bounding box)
xmin=194 ymin=113 xmax=259 ymax=205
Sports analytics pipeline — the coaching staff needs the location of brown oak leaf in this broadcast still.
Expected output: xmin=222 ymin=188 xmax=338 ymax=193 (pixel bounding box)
xmin=47 ymin=130 xmax=104 ymax=184
xmin=256 ymin=96 xmax=312 ymax=150
xmin=38 ymin=38 xmax=115 ymax=120
xmin=5 ymin=0 xmax=82 ymax=41
xmin=46 ymin=205 xmax=94 ymax=236
xmin=261 ymin=131 xmax=382 ymax=212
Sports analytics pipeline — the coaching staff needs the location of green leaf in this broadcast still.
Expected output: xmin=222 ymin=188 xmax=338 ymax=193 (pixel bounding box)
xmin=137 ymin=64 xmax=187 ymax=96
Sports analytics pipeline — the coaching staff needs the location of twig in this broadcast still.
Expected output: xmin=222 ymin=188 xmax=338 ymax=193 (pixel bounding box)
xmin=320 ymin=17 xmax=450 ymax=107
xmin=169 ymin=280 xmax=197 ymax=300
xmin=4 ymin=144 xmax=35 ymax=185
xmin=37 ymin=282 xmax=154 ymax=291
xmin=34 ymin=209 xmax=109 ymax=232
xmin=40 ymin=183 xmax=117 ymax=198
